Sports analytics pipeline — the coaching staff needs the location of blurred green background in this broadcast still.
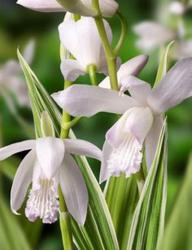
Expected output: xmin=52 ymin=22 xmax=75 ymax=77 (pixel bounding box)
xmin=0 ymin=0 xmax=192 ymax=249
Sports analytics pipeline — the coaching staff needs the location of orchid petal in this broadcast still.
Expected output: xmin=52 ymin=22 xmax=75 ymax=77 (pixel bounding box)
xmin=107 ymin=107 xmax=154 ymax=147
xmin=106 ymin=111 xmax=132 ymax=147
xmin=96 ymin=0 xmax=119 ymax=17
xmin=60 ymin=59 xmax=85 ymax=81
xmin=118 ymin=55 xmax=148 ymax=82
xmin=64 ymin=139 xmax=101 ymax=160
xmin=0 ymin=140 xmax=35 ymax=161
xmin=173 ymin=41 xmax=192 ymax=59
xmin=36 ymin=137 xmax=65 ymax=179
xmin=145 ymin=115 xmax=164 ymax=169
xmin=23 ymin=40 xmax=35 ymax=64
xmin=1 ymin=60 xmax=20 ymax=75
xmin=124 ymin=107 xmax=154 ymax=144
xmin=120 ymin=75 xmax=152 ymax=104
xmin=99 ymin=55 xmax=148 ymax=89
xmin=52 ymin=85 xmax=138 ymax=117
xmin=60 ymin=153 xmax=88 ymax=225
xmin=17 ymin=0 xmax=118 ymax=16
xmin=169 ymin=1 xmax=186 ymax=15
xmin=17 ymin=0 xmax=64 ymax=12
xmin=11 ymin=150 xmax=35 ymax=214
xmin=99 ymin=141 xmax=113 ymax=183
xmin=99 ymin=76 xmax=111 ymax=89
xmin=134 ymin=22 xmax=175 ymax=50
xmin=59 ymin=14 xmax=112 ymax=70
xmin=148 ymin=58 xmax=192 ymax=114
xmin=61 ymin=0 xmax=118 ymax=17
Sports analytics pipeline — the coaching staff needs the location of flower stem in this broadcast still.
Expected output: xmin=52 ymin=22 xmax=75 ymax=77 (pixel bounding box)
xmin=60 ymin=80 xmax=72 ymax=138
xmin=87 ymin=64 xmax=97 ymax=85
xmin=114 ymin=11 xmax=128 ymax=56
xmin=59 ymin=80 xmax=73 ymax=250
xmin=92 ymin=0 xmax=118 ymax=91
xmin=58 ymin=186 xmax=73 ymax=250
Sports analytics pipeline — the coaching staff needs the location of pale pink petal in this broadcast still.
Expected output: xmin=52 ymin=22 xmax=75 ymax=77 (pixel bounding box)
xmin=23 ymin=39 xmax=35 ymax=64
xmin=134 ymin=21 xmax=175 ymax=50
xmin=60 ymin=59 xmax=85 ymax=81
xmin=148 ymin=58 xmax=192 ymax=113
xmin=99 ymin=141 xmax=113 ymax=183
xmin=59 ymin=14 xmax=112 ymax=71
xmin=120 ymin=75 xmax=152 ymax=104
xmin=107 ymin=107 xmax=154 ymax=147
xmin=60 ymin=153 xmax=88 ymax=225
xmin=145 ymin=115 xmax=164 ymax=169
xmin=36 ymin=137 xmax=65 ymax=179
xmin=11 ymin=150 xmax=35 ymax=214
xmin=64 ymin=139 xmax=101 ymax=160
xmin=52 ymin=85 xmax=138 ymax=117
xmin=0 ymin=140 xmax=35 ymax=161
xmin=102 ymin=107 xmax=153 ymax=181
xmin=173 ymin=41 xmax=192 ymax=59
xmin=17 ymin=0 xmax=64 ymax=12
xmin=99 ymin=55 xmax=148 ymax=89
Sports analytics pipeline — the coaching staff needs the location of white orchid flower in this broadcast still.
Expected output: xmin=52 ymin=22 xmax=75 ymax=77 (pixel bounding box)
xmin=59 ymin=13 xmax=112 ymax=81
xmin=0 ymin=40 xmax=35 ymax=108
xmin=52 ymin=58 xmax=192 ymax=182
xmin=134 ymin=21 xmax=192 ymax=59
xmin=133 ymin=21 xmax=175 ymax=52
xmin=169 ymin=1 xmax=186 ymax=15
xmin=99 ymin=55 xmax=148 ymax=89
xmin=17 ymin=0 xmax=119 ymax=17
xmin=0 ymin=137 xmax=101 ymax=224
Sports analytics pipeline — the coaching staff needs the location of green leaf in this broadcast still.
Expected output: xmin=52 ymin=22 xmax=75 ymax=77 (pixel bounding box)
xmin=0 ymin=195 xmax=31 ymax=250
xmin=17 ymin=49 xmax=61 ymax=138
xmin=127 ymin=120 xmax=167 ymax=250
xmin=40 ymin=111 xmax=55 ymax=137
xmin=154 ymin=41 xmax=174 ymax=87
xmin=17 ymin=51 xmax=119 ymax=250
xmin=104 ymin=175 xmax=139 ymax=248
xmin=162 ymin=154 xmax=192 ymax=250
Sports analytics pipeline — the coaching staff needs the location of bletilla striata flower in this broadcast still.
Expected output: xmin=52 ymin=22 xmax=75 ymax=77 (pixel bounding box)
xmin=133 ymin=5 xmax=192 ymax=60
xmin=59 ymin=13 xmax=112 ymax=81
xmin=52 ymin=58 xmax=192 ymax=182
xmin=0 ymin=40 xmax=35 ymax=108
xmin=0 ymin=137 xmax=101 ymax=224
xmin=17 ymin=0 xmax=119 ymax=17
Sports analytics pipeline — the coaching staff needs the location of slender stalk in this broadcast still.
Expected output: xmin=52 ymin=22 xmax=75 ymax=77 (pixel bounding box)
xmin=60 ymin=80 xmax=72 ymax=138
xmin=87 ymin=64 xmax=97 ymax=85
xmin=114 ymin=11 xmax=128 ymax=56
xmin=59 ymin=80 xmax=73 ymax=250
xmin=58 ymin=187 xmax=73 ymax=250
xmin=92 ymin=0 xmax=118 ymax=90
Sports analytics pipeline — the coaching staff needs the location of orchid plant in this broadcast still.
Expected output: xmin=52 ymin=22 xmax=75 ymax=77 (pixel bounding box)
xmin=0 ymin=0 xmax=192 ymax=249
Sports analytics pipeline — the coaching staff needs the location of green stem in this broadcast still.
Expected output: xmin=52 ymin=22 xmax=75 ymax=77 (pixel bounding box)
xmin=92 ymin=0 xmax=118 ymax=91
xmin=87 ymin=64 xmax=97 ymax=85
xmin=114 ymin=11 xmax=128 ymax=56
xmin=59 ymin=80 xmax=73 ymax=250
xmin=60 ymin=80 xmax=72 ymax=138
xmin=62 ymin=117 xmax=82 ymax=130
xmin=58 ymin=187 xmax=73 ymax=250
